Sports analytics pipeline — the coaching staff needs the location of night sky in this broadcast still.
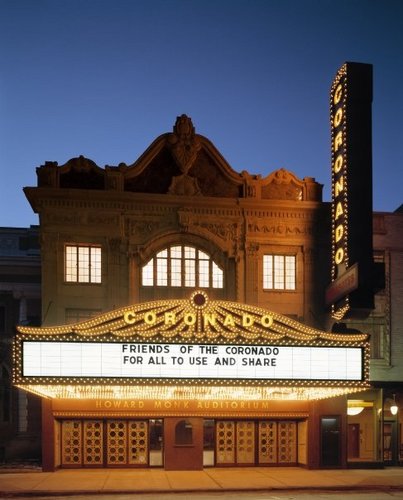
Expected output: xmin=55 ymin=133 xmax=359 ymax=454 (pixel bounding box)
xmin=1 ymin=0 xmax=402 ymax=227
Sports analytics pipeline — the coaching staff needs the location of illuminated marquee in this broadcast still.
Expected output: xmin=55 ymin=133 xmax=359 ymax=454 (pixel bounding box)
xmin=14 ymin=292 xmax=370 ymax=400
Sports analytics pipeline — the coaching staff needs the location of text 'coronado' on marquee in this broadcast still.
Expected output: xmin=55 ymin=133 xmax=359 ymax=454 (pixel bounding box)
xmin=123 ymin=311 xmax=274 ymax=328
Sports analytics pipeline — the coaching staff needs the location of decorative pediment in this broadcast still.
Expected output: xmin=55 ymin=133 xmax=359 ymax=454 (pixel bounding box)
xmin=260 ymin=169 xmax=322 ymax=202
xmin=37 ymin=156 xmax=105 ymax=189
xmin=261 ymin=168 xmax=304 ymax=200
xmin=120 ymin=115 xmax=245 ymax=197
xmin=33 ymin=117 xmax=322 ymax=201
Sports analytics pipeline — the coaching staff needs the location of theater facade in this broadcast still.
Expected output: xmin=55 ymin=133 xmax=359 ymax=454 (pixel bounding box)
xmin=14 ymin=63 xmax=398 ymax=470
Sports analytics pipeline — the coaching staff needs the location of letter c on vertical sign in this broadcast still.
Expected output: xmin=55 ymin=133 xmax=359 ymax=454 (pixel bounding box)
xmin=334 ymin=83 xmax=343 ymax=105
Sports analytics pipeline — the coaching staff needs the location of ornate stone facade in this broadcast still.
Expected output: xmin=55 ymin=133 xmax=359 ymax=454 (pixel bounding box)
xmin=25 ymin=115 xmax=328 ymax=327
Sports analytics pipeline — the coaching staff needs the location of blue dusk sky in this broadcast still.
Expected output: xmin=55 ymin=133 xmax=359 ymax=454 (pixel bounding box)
xmin=1 ymin=0 xmax=402 ymax=227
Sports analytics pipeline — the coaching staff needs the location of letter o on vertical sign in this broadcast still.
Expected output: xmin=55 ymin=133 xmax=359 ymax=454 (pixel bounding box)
xmin=333 ymin=107 xmax=343 ymax=127
xmin=335 ymin=248 xmax=344 ymax=265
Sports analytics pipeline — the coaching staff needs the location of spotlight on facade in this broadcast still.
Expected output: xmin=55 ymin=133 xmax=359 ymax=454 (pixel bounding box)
xmin=347 ymin=406 xmax=364 ymax=416
xmin=347 ymin=400 xmax=370 ymax=416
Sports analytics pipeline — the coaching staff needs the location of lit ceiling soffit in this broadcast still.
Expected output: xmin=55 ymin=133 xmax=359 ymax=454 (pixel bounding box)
xmin=15 ymin=384 xmax=369 ymax=402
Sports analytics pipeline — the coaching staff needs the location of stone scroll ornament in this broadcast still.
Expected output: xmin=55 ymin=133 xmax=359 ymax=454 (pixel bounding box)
xmin=167 ymin=114 xmax=202 ymax=196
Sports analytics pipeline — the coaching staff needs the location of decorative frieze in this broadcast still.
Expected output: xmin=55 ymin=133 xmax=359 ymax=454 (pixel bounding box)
xmin=42 ymin=211 xmax=119 ymax=227
xmin=125 ymin=220 xmax=161 ymax=238
xmin=248 ymin=222 xmax=313 ymax=236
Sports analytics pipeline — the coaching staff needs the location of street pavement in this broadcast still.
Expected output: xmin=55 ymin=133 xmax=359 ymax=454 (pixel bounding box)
xmin=0 ymin=466 xmax=403 ymax=496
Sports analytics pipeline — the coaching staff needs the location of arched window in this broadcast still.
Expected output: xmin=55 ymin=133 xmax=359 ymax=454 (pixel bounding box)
xmin=175 ymin=420 xmax=193 ymax=445
xmin=142 ymin=245 xmax=223 ymax=289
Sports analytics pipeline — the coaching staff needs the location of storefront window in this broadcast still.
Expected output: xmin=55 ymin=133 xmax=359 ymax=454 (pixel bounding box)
xmin=347 ymin=391 xmax=383 ymax=463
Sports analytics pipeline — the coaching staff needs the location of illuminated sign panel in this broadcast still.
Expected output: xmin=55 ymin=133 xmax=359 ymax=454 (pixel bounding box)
xmin=329 ymin=62 xmax=374 ymax=319
xmin=22 ymin=341 xmax=363 ymax=382
xmin=14 ymin=294 xmax=370 ymax=400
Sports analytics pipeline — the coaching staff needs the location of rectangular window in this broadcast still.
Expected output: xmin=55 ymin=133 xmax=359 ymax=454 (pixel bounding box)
xmin=285 ymin=256 xmax=296 ymax=289
xmin=184 ymin=259 xmax=196 ymax=287
xmin=263 ymin=255 xmax=296 ymax=290
xmin=347 ymin=316 xmax=386 ymax=359
xmin=198 ymin=254 xmax=209 ymax=288
xmin=184 ymin=246 xmax=196 ymax=287
xmin=65 ymin=309 xmax=101 ymax=324
xmin=171 ymin=258 xmax=182 ymax=286
xmin=156 ymin=255 xmax=168 ymax=286
xmin=65 ymin=245 xmax=102 ymax=284
xmin=212 ymin=262 xmax=223 ymax=288
xmin=142 ymin=260 xmax=154 ymax=286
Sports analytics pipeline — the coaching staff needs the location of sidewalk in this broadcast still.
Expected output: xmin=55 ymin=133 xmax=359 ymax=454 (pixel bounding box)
xmin=1 ymin=466 xmax=403 ymax=496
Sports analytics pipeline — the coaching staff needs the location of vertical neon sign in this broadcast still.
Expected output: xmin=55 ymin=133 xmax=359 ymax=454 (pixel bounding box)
xmin=329 ymin=62 xmax=374 ymax=319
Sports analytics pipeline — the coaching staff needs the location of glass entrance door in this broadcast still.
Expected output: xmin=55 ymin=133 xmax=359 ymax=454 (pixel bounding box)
xmin=236 ymin=421 xmax=255 ymax=464
xmin=61 ymin=419 xmax=150 ymax=467
xmin=215 ymin=420 xmax=297 ymax=466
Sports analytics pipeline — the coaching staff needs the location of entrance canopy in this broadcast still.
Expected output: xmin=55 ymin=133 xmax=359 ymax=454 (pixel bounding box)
xmin=14 ymin=291 xmax=370 ymax=401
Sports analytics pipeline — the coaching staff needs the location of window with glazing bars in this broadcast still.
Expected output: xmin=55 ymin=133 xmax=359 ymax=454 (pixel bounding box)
xmin=263 ymin=255 xmax=296 ymax=290
xmin=65 ymin=245 xmax=102 ymax=283
xmin=142 ymin=245 xmax=223 ymax=288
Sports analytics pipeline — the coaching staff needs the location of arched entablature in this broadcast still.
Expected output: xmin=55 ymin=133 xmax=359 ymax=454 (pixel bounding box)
xmin=138 ymin=231 xmax=226 ymax=267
